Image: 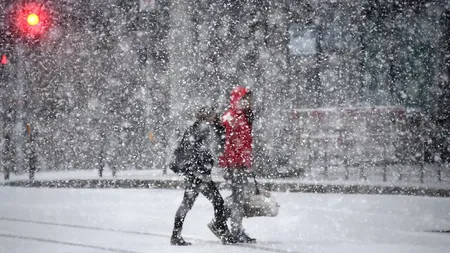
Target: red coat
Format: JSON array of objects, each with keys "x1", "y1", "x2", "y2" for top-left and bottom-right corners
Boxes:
[{"x1": 219, "y1": 86, "x2": 253, "y2": 169}]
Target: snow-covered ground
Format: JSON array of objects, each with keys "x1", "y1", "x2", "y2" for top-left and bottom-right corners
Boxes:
[{"x1": 0, "y1": 187, "x2": 449, "y2": 253}]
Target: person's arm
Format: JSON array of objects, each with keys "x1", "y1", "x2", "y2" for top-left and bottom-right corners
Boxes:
[{"x1": 212, "y1": 116, "x2": 226, "y2": 152}]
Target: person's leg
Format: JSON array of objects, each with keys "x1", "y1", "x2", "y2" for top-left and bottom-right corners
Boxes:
[
  {"x1": 202, "y1": 180, "x2": 237, "y2": 244},
  {"x1": 200, "y1": 181, "x2": 227, "y2": 228},
  {"x1": 171, "y1": 178, "x2": 200, "y2": 245},
  {"x1": 230, "y1": 169, "x2": 246, "y2": 236},
  {"x1": 230, "y1": 169, "x2": 256, "y2": 243}
]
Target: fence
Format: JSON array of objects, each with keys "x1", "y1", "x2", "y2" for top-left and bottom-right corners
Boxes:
[{"x1": 282, "y1": 106, "x2": 449, "y2": 183}]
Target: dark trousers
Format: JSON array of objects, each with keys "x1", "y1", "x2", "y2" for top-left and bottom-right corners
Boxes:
[
  {"x1": 230, "y1": 169, "x2": 248, "y2": 236},
  {"x1": 172, "y1": 177, "x2": 227, "y2": 237}
]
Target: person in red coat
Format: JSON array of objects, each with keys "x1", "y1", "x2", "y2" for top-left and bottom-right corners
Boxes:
[{"x1": 218, "y1": 86, "x2": 256, "y2": 243}]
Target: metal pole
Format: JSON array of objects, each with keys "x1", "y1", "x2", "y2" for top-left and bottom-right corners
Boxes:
[
  {"x1": 420, "y1": 140, "x2": 425, "y2": 184},
  {"x1": 16, "y1": 42, "x2": 36, "y2": 180},
  {"x1": 437, "y1": 161, "x2": 442, "y2": 182},
  {"x1": 324, "y1": 139, "x2": 328, "y2": 179},
  {"x1": 16, "y1": 43, "x2": 27, "y2": 176}
]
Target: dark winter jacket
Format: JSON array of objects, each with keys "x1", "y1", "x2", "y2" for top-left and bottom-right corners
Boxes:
[
  {"x1": 219, "y1": 86, "x2": 254, "y2": 169},
  {"x1": 171, "y1": 119, "x2": 225, "y2": 176}
]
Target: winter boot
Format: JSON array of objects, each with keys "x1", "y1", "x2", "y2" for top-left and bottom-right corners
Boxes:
[
  {"x1": 207, "y1": 221, "x2": 237, "y2": 245},
  {"x1": 170, "y1": 236, "x2": 191, "y2": 246},
  {"x1": 235, "y1": 230, "x2": 256, "y2": 244},
  {"x1": 171, "y1": 216, "x2": 191, "y2": 245},
  {"x1": 221, "y1": 234, "x2": 238, "y2": 245}
]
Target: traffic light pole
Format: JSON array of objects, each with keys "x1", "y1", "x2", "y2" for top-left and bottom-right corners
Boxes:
[
  {"x1": 15, "y1": 43, "x2": 26, "y2": 177},
  {"x1": 15, "y1": 42, "x2": 36, "y2": 180}
]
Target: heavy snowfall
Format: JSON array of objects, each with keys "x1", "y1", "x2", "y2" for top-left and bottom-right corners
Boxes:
[{"x1": 0, "y1": 0, "x2": 450, "y2": 252}]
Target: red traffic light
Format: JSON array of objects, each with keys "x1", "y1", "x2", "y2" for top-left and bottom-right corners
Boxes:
[
  {"x1": 27, "y1": 13, "x2": 40, "y2": 26},
  {"x1": 1, "y1": 55, "x2": 8, "y2": 65},
  {"x1": 13, "y1": 2, "x2": 51, "y2": 40}
]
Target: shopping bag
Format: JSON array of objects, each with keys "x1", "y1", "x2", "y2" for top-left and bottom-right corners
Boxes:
[{"x1": 224, "y1": 189, "x2": 280, "y2": 218}]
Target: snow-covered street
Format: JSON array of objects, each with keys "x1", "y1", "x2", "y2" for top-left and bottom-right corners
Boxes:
[{"x1": 0, "y1": 187, "x2": 449, "y2": 253}]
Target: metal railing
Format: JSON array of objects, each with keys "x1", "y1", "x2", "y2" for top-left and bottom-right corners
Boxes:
[{"x1": 275, "y1": 107, "x2": 449, "y2": 183}]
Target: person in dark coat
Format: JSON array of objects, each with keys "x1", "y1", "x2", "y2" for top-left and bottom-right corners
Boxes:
[{"x1": 170, "y1": 106, "x2": 236, "y2": 246}]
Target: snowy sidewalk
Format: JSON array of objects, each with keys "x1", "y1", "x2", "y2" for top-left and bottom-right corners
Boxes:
[
  {"x1": 1, "y1": 169, "x2": 449, "y2": 197},
  {"x1": 2, "y1": 187, "x2": 449, "y2": 253}
]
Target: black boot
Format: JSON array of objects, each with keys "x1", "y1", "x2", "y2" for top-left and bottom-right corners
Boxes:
[
  {"x1": 235, "y1": 230, "x2": 256, "y2": 244},
  {"x1": 171, "y1": 216, "x2": 191, "y2": 245},
  {"x1": 170, "y1": 236, "x2": 191, "y2": 246},
  {"x1": 207, "y1": 221, "x2": 237, "y2": 245}
]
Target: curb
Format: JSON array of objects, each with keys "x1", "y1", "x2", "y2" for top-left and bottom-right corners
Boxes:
[{"x1": 1, "y1": 179, "x2": 449, "y2": 197}]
